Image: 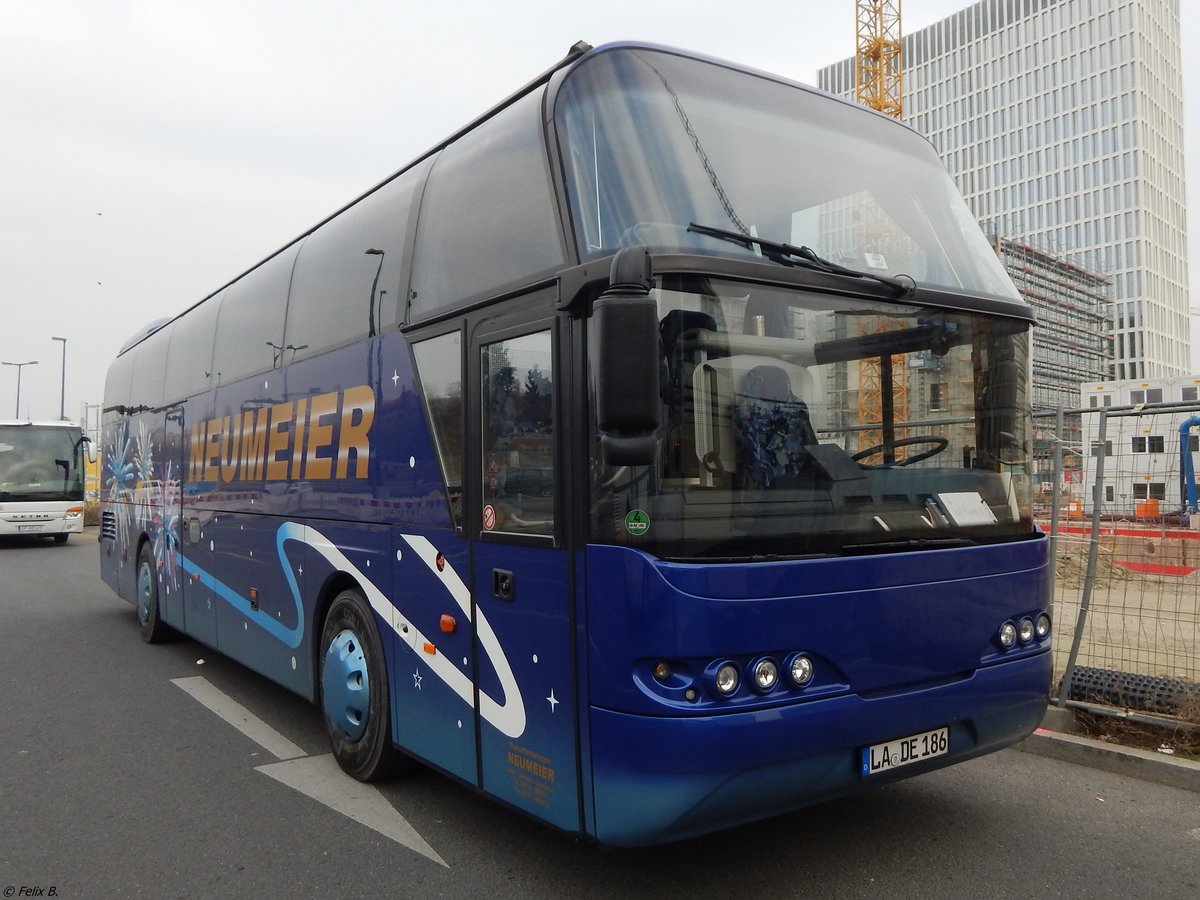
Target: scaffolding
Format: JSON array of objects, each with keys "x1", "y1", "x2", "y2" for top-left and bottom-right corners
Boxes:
[{"x1": 996, "y1": 237, "x2": 1112, "y2": 473}]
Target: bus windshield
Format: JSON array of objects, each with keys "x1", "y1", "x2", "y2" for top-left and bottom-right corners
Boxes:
[
  {"x1": 589, "y1": 276, "x2": 1033, "y2": 559},
  {"x1": 0, "y1": 424, "x2": 86, "y2": 501},
  {"x1": 554, "y1": 47, "x2": 1019, "y2": 302}
]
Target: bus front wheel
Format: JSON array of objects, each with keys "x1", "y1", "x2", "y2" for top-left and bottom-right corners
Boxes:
[
  {"x1": 319, "y1": 589, "x2": 407, "y2": 782},
  {"x1": 136, "y1": 544, "x2": 172, "y2": 643}
]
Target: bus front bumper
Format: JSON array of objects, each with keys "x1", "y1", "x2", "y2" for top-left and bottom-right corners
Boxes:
[
  {"x1": 588, "y1": 651, "x2": 1050, "y2": 846},
  {"x1": 0, "y1": 510, "x2": 84, "y2": 537}
]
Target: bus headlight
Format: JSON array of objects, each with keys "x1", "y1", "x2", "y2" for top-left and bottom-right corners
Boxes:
[
  {"x1": 1035, "y1": 613, "x2": 1052, "y2": 640},
  {"x1": 1018, "y1": 617, "x2": 1035, "y2": 644},
  {"x1": 999, "y1": 621, "x2": 1017, "y2": 649},
  {"x1": 714, "y1": 662, "x2": 740, "y2": 696},
  {"x1": 751, "y1": 658, "x2": 779, "y2": 692},
  {"x1": 788, "y1": 654, "x2": 814, "y2": 687}
]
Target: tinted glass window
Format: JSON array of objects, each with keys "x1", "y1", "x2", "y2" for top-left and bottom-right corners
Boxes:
[
  {"x1": 103, "y1": 351, "x2": 135, "y2": 412},
  {"x1": 589, "y1": 277, "x2": 1035, "y2": 558},
  {"x1": 555, "y1": 48, "x2": 1020, "y2": 301},
  {"x1": 0, "y1": 424, "x2": 84, "y2": 496},
  {"x1": 413, "y1": 331, "x2": 464, "y2": 528},
  {"x1": 285, "y1": 160, "x2": 430, "y2": 361},
  {"x1": 411, "y1": 91, "x2": 564, "y2": 318},
  {"x1": 211, "y1": 247, "x2": 299, "y2": 386},
  {"x1": 481, "y1": 330, "x2": 554, "y2": 535},
  {"x1": 164, "y1": 298, "x2": 220, "y2": 403},
  {"x1": 129, "y1": 322, "x2": 174, "y2": 410}
]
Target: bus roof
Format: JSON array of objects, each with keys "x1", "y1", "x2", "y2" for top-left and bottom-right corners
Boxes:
[{"x1": 116, "y1": 40, "x2": 1002, "y2": 356}]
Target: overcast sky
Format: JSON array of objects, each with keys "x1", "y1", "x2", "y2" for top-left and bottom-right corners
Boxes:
[{"x1": 3, "y1": 0, "x2": 1198, "y2": 423}]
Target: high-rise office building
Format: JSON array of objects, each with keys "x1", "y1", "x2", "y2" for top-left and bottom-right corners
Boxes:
[{"x1": 819, "y1": 0, "x2": 1190, "y2": 381}]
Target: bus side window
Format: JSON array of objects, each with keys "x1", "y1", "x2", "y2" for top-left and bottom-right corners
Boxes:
[
  {"x1": 285, "y1": 158, "x2": 430, "y2": 360},
  {"x1": 413, "y1": 332, "x2": 465, "y2": 529},
  {"x1": 480, "y1": 331, "x2": 554, "y2": 536},
  {"x1": 211, "y1": 246, "x2": 299, "y2": 385}
]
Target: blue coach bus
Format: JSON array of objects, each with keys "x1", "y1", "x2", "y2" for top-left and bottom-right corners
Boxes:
[{"x1": 100, "y1": 42, "x2": 1051, "y2": 846}]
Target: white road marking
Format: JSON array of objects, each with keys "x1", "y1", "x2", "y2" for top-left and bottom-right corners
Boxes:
[
  {"x1": 172, "y1": 676, "x2": 305, "y2": 760},
  {"x1": 173, "y1": 676, "x2": 446, "y2": 866},
  {"x1": 257, "y1": 754, "x2": 448, "y2": 868}
]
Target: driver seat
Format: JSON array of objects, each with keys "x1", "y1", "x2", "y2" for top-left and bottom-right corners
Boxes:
[{"x1": 733, "y1": 364, "x2": 817, "y2": 489}]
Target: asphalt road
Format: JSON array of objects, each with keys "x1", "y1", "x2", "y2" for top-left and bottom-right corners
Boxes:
[{"x1": 2, "y1": 527, "x2": 1199, "y2": 899}]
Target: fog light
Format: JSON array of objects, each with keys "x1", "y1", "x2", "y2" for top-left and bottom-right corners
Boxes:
[
  {"x1": 1035, "y1": 613, "x2": 1051, "y2": 640},
  {"x1": 1018, "y1": 617, "x2": 1035, "y2": 644},
  {"x1": 715, "y1": 662, "x2": 739, "y2": 696},
  {"x1": 653, "y1": 661, "x2": 672, "y2": 681},
  {"x1": 999, "y1": 621, "x2": 1017, "y2": 649},
  {"x1": 752, "y1": 658, "x2": 779, "y2": 692},
  {"x1": 789, "y1": 654, "x2": 814, "y2": 687}
]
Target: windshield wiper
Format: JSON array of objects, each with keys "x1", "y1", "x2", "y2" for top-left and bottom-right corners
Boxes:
[
  {"x1": 688, "y1": 222, "x2": 916, "y2": 298},
  {"x1": 842, "y1": 537, "x2": 976, "y2": 555}
]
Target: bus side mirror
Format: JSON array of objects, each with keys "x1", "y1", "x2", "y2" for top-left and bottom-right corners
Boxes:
[
  {"x1": 77, "y1": 434, "x2": 97, "y2": 464},
  {"x1": 593, "y1": 247, "x2": 659, "y2": 466}
]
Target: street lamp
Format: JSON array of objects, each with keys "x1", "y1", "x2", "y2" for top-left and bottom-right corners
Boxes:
[
  {"x1": 1, "y1": 360, "x2": 39, "y2": 418},
  {"x1": 52, "y1": 336, "x2": 67, "y2": 420}
]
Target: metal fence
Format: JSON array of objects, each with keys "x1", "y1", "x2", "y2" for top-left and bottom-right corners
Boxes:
[{"x1": 1038, "y1": 404, "x2": 1200, "y2": 721}]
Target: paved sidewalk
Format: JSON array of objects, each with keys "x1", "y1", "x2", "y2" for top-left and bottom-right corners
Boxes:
[{"x1": 1018, "y1": 705, "x2": 1200, "y2": 793}]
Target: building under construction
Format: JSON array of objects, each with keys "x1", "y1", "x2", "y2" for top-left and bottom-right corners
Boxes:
[
  {"x1": 997, "y1": 237, "x2": 1112, "y2": 474},
  {"x1": 996, "y1": 237, "x2": 1112, "y2": 411}
]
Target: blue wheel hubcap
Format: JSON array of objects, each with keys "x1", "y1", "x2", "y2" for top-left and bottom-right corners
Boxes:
[
  {"x1": 137, "y1": 561, "x2": 153, "y2": 625},
  {"x1": 323, "y1": 629, "x2": 370, "y2": 742}
]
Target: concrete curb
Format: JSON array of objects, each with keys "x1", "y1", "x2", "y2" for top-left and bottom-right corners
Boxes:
[{"x1": 1017, "y1": 706, "x2": 1200, "y2": 794}]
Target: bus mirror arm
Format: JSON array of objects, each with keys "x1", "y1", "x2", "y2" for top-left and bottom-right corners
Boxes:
[
  {"x1": 75, "y1": 433, "x2": 97, "y2": 464},
  {"x1": 593, "y1": 246, "x2": 660, "y2": 467},
  {"x1": 556, "y1": 255, "x2": 617, "y2": 314}
]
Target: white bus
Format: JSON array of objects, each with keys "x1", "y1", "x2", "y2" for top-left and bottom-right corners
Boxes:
[{"x1": 0, "y1": 420, "x2": 90, "y2": 542}]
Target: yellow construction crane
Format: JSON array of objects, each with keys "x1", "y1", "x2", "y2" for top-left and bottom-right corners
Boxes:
[
  {"x1": 855, "y1": 1, "x2": 903, "y2": 118},
  {"x1": 854, "y1": 1, "x2": 906, "y2": 459}
]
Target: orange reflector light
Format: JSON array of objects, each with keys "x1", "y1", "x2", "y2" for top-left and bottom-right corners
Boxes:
[
  {"x1": 440, "y1": 614, "x2": 456, "y2": 634},
  {"x1": 423, "y1": 642, "x2": 437, "y2": 655},
  {"x1": 249, "y1": 588, "x2": 258, "y2": 601}
]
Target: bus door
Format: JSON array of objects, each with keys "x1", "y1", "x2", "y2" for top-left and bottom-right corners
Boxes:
[
  {"x1": 158, "y1": 405, "x2": 188, "y2": 631},
  {"x1": 179, "y1": 399, "x2": 218, "y2": 647},
  {"x1": 468, "y1": 301, "x2": 580, "y2": 833}
]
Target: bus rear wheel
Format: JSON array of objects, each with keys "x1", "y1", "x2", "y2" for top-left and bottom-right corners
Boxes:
[
  {"x1": 136, "y1": 543, "x2": 172, "y2": 643},
  {"x1": 319, "y1": 589, "x2": 407, "y2": 781}
]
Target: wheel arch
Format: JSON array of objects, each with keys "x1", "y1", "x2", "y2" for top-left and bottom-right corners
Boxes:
[{"x1": 133, "y1": 530, "x2": 153, "y2": 575}]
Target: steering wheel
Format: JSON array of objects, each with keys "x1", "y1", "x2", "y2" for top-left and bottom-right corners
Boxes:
[{"x1": 852, "y1": 435, "x2": 949, "y2": 468}]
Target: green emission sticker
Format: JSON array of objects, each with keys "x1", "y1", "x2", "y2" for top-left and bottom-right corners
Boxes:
[{"x1": 624, "y1": 509, "x2": 650, "y2": 536}]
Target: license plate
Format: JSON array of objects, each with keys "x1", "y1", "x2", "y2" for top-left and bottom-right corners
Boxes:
[
  {"x1": 17, "y1": 524, "x2": 44, "y2": 533},
  {"x1": 861, "y1": 727, "x2": 949, "y2": 777}
]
